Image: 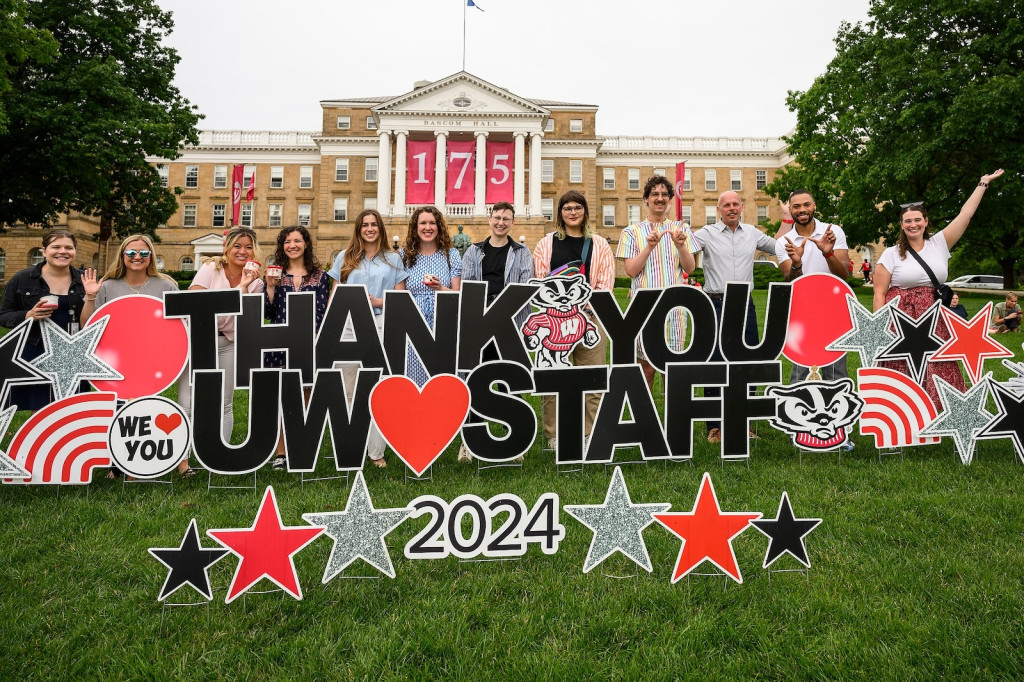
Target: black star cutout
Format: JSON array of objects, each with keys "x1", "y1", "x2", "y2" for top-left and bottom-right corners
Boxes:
[
  {"x1": 148, "y1": 518, "x2": 229, "y2": 601},
  {"x1": 876, "y1": 302, "x2": 944, "y2": 383},
  {"x1": 0, "y1": 322, "x2": 50, "y2": 407},
  {"x1": 976, "y1": 380, "x2": 1024, "y2": 465},
  {"x1": 750, "y1": 492, "x2": 822, "y2": 569}
]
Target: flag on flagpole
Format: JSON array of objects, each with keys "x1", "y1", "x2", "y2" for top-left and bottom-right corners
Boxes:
[
  {"x1": 674, "y1": 162, "x2": 686, "y2": 221},
  {"x1": 467, "y1": 0, "x2": 483, "y2": 11},
  {"x1": 231, "y1": 165, "x2": 244, "y2": 225},
  {"x1": 245, "y1": 166, "x2": 256, "y2": 202}
]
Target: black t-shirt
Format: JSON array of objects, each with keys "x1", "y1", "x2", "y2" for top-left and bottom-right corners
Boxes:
[
  {"x1": 481, "y1": 240, "x2": 512, "y2": 298},
  {"x1": 549, "y1": 235, "x2": 593, "y2": 284}
]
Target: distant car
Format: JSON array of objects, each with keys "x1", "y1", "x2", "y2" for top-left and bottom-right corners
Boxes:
[{"x1": 948, "y1": 275, "x2": 1005, "y2": 290}]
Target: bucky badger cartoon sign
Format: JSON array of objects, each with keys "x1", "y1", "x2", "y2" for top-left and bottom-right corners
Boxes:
[
  {"x1": 765, "y1": 379, "x2": 865, "y2": 450},
  {"x1": 521, "y1": 275, "x2": 600, "y2": 369}
]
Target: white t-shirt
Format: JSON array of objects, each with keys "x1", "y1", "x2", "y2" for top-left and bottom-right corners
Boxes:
[
  {"x1": 877, "y1": 234, "x2": 950, "y2": 289},
  {"x1": 774, "y1": 219, "x2": 849, "y2": 274}
]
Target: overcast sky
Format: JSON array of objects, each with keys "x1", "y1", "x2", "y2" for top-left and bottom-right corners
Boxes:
[{"x1": 158, "y1": 0, "x2": 872, "y2": 138}]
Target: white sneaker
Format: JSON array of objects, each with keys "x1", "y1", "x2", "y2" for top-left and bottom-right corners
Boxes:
[
  {"x1": 546, "y1": 438, "x2": 557, "y2": 451},
  {"x1": 458, "y1": 443, "x2": 473, "y2": 463}
]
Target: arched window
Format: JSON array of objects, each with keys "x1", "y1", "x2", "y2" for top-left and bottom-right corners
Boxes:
[
  {"x1": 156, "y1": 256, "x2": 165, "y2": 271},
  {"x1": 29, "y1": 248, "x2": 44, "y2": 266},
  {"x1": 266, "y1": 255, "x2": 276, "y2": 266},
  {"x1": 180, "y1": 256, "x2": 195, "y2": 272}
]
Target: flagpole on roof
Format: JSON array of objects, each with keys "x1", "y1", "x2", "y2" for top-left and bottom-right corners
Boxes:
[{"x1": 462, "y1": 0, "x2": 467, "y2": 71}]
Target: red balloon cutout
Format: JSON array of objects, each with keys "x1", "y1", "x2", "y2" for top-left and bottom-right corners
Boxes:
[
  {"x1": 87, "y1": 295, "x2": 190, "y2": 399},
  {"x1": 783, "y1": 273, "x2": 855, "y2": 368}
]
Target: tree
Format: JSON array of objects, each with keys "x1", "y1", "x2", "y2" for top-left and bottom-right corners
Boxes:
[
  {"x1": 0, "y1": 0, "x2": 57, "y2": 134},
  {"x1": 765, "y1": 0, "x2": 1024, "y2": 288},
  {"x1": 0, "y1": 0, "x2": 201, "y2": 239}
]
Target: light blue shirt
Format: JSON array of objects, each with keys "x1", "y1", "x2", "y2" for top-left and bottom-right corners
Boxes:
[
  {"x1": 328, "y1": 250, "x2": 408, "y2": 316},
  {"x1": 692, "y1": 221, "x2": 777, "y2": 294}
]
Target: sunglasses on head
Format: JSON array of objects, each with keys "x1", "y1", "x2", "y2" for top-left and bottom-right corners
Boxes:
[
  {"x1": 899, "y1": 201, "x2": 924, "y2": 209},
  {"x1": 124, "y1": 249, "x2": 151, "y2": 258}
]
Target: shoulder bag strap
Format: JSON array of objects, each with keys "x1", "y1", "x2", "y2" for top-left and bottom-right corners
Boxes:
[{"x1": 905, "y1": 246, "x2": 942, "y2": 289}]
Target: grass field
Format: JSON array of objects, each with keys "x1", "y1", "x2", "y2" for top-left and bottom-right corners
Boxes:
[{"x1": 2, "y1": 288, "x2": 1023, "y2": 679}]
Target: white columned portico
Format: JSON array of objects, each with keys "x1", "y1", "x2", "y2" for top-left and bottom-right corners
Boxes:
[
  {"x1": 393, "y1": 130, "x2": 408, "y2": 216},
  {"x1": 529, "y1": 132, "x2": 543, "y2": 217},
  {"x1": 513, "y1": 132, "x2": 526, "y2": 215},
  {"x1": 434, "y1": 130, "x2": 448, "y2": 208},
  {"x1": 474, "y1": 131, "x2": 488, "y2": 216},
  {"x1": 377, "y1": 130, "x2": 392, "y2": 212}
]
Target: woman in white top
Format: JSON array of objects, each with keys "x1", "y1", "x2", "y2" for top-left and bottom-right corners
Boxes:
[{"x1": 873, "y1": 169, "x2": 1003, "y2": 404}]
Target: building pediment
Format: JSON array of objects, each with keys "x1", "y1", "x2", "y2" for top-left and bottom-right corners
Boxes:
[
  {"x1": 190, "y1": 233, "x2": 227, "y2": 248},
  {"x1": 373, "y1": 72, "x2": 550, "y2": 118}
]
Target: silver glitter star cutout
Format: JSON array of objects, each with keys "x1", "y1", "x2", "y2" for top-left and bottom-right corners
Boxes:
[
  {"x1": 563, "y1": 466, "x2": 671, "y2": 573},
  {"x1": 301, "y1": 471, "x2": 411, "y2": 581},
  {"x1": 31, "y1": 318, "x2": 121, "y2": 399},
  {"x1": 827, "y1": 294, "x2": 899, "y2": 368},
  {"x1": 918, "y1": 375, "x2": 995, "y2": 465},
  {"x1": 0, "y1": 405, "x2": 31, "y2": 479}
]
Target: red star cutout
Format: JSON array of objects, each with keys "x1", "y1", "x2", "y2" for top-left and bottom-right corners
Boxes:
[
  {"x1": 207, "y1": 486, "x2": 324, "y2": 603},
  {"x1": 653, "y1": 472, "x2": 761, "y2": 584},
  {"x1": 932, "y1": 304, "x2": 1013, "y2": 384}
]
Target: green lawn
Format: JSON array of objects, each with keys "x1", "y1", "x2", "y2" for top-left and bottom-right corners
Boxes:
[{"x1": 2, "y1": 288, "x2": 1023, "y2": 679}]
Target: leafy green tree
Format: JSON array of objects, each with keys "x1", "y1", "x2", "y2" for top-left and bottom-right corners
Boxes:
[
  {"x1": 0, "y1": 0, "x2": 57, "y2": 134},
  {"x1": 765, "y1": 0, "x2": 1024, "y2": 288},
  {"x1": 0, "y1": 0, "x2": 201, "y2": 239}
]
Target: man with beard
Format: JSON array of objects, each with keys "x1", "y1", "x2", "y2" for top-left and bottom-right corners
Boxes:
[{"x1": 615, "y1": 175, "x2": 695, "y2": 391}]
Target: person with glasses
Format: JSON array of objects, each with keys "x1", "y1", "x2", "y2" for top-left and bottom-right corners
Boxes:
[
  {"x1": 532, "y1": 190, "x2": 615, "y2": 451},
  {"x1": 177, "y1": 226, "x2": 265, "y2": 441},
  {"x1": 873, "y1": 170, "x2": 1004, "y2": 405},
  {"x1": 457, "y1": 201, "x2": 535, "y2": 462},
  {"x1": 615, "y1": 175, "x2": 695, "y2": 392}
]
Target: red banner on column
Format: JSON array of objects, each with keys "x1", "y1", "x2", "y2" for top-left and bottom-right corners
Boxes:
[
  {"x1": 231, "y1": 164, "x2": 244, "y2": 225},
  {"x1": 406, "y1": 140, "x2": 436, "y2": 205},
  {"x1": 674, "y1": 162, "x2": 686, "y2": 221},
  {"x1": 485, "y1": 141, "x2": 514, "y2": 203},
  {"x1": 446, "y1": 141, "x2": 476, "y2": 205}
]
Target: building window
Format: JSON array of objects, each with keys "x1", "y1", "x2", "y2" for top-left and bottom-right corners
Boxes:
[
  {"x1": 704, "y1": 206, "x2": 717, "y2": 226},
  {"x1": 365, "y1": 157, "x2": 378, "y2": 182},
  {"x1": 299, "y1": 165, "x2": 313, "y2": 189},
  {"x1": 756, "y1": 205, "x2": 769, "y2": 223},
  {"x1": 156, "y1": 256, "x2": 165, "y2": 271},
  {"x1": 0, "y1": 248, "x2": 5, "y2": 281},
  {"x1": 364, "y1": 198, "x2": 377, "y2": 212},
  {"x1": 603, "y1": 168, "x2": 615, "y2": 190},
  {"x1": 335, "y1": 158, "x2": 349, "y2": 182},
  {"x1": 570, "y1": 160, "x2": 583, "y2": 183},
  {"x1": 628, "y1": 205, "x2": 641, "y2": 223},
  {"x1": 183, "y1": 203, "x2": 197, "y2": 227},
  {"x1": 731, "y1": 169, "x2": 742, "y2": 191},
  {"x1": 683, "y1": 168, "x2": 691, "y2": 191},
  {"x1": 603, "y1": 204, "x2": 616, "y2": 227},
  {"x1": 270, "y1": 166, "x2": 284, "y2": 189},
  {"x1": 544, "y1": 119, "x2": 554, "y2": 132},
  {"x1": 334, "y1": 197, "x2": 348, "y2": 222},
  {"x1": 681, "y1": 205, "x2": 692, "y2": 224},
  {"x1": 269, "y1": 203, "x2": 282, "y2": 227},
  {"x1": 185, "y1": 165, "x2": 198, "y2": 188},
  {"x1": 541, "y1": 198, "x2": 554, "y2": 221},
  {"x1": 212, "y1": 203, "x2": 226, "y2": 227},
  {"x1": 337, "y1": 115, "x2": 351, "y2": 130},
  {"x1": 654, "y1": 168, "x2": 666, "y2": 178},
  {"x1": 541, "y1": 159, "x2": 554, "y2": 183},
  {"x1": 29, "y1": 248, "x2": 44, "y2": 266},
  {"x1": 705, "y1": 169, "x2": 717, "y2": 192},
  {"x1": 157, "y1": 164, "x2": 169, "y2": 188},
  {"x1": 366, "y1": 116, "x2": 377, "y2": 130},
  {"x1": 756, "y1": 169, "x2": 767, "y2": 191},
  {"x1": 213, "y1": 165, "x2": 227, "y2": 189},
  {"x1": 243, "y1": 164, "x2": 255, "y2": 189},
  {"x1": 298, "y1": 203, "x2": 311, "y2": 227},
  {"x1": 628, "y1": 168, "x2": 640, "y2": 191},
  {"x1": 240, "y1": 204, "x2": 253, "y2": 227},
  {"x1": 180, "y1": 256, "x2": 194, "y2": 272},
  {"x1": 569, "y1": 119, "x2": 583, "y2": 133}
]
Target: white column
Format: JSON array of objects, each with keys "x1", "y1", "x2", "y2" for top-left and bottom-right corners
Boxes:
[
  {"x1": 474, "y1": 131, "x2": 488, "y2": 216},
  {"x1": 529, "y1": 132, "x2": 543, "y2": 217},
  {"x1": 393, "y1": 130, "x2": 408, "y2": 216},
  {"x1": 513, "y1": 132, "x2": 526, "y2": 215},
  {"x1": 434, "y1": 130, "x2": 448, "y2": 208},
  {"x1": 376, "y1": 130, "x2": 392, "y2": 213}
]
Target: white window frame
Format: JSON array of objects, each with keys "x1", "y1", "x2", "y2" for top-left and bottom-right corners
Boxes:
[
  {"x1": 213, "y1": 165, "x2": 227, "y2": 189},
  {"x1": 541, "y1": 159, "x2": 554, "y2": 183},
  {"x1": 756, "y1": 205, "x2": 769, "y2": 223},
  {"x1": 628, "y1": 205, "x2": 641, "y2": 224},
  {"x1": 569, "y1": 119, "x2": 583, "y2": 133},
  {"x1": 269, "y1": 203, "x2": 283, "y2": 227},
  {"x1": 185, "y1": 165, "x2": 198, "y2": 189},
  {"x1": 603, "y1": 168, "x2": 615, "y2": 190},
  {"x1": 335, "y1": 158, "x2": 349, "y2": 182},
  {"x1": 240, "y1": 204, "x2": 253, "y2": 227},
  {"x1": 364, "y1": 198, "x2": 377, "y2": 211},
  {"x1": 756, "y1": 169, "x2": 767, "y2": 191},
  {"x1": 298, "y1": 203, "x2": 311, "y2": 227},
  {"x1": 270, "y1": 166, "x2": 284, "y2": 189},
  {"x1": 544, "y1": 119, "x2": 554, "y2": 132},
  {"x1": 243, "y1": 164, "x2": 255, "y2": 189},
  {"x1": 366, "y1": 116, "x2": 377, "y2": 130},
  {"x1": 681, "y1": 205, "x2": 692, "y2": 224},
  {"x1": 157, "y1": 164, "x2": 169, "y2": 188},
  {"x1": 334, "y1": 197, "x2": 348, "y2": 222},
  {"x1": 628, "y1": 168, "x2": 640, "y2": 191},
  {"x1": 603, "y1": 204, "x2": 616, "y2": 227},
  {"x1": 180, "y1": 256, "x2": 195, "y2": 272},
  {"x1": 569, "y1": 160, "x2": 583, "y2": 183},
  {"x1": 654, "y1": 168, "x2": 666, "y2": 178},
  {"x1": 705, "y1": 169, "x2": 717, "y2": 192},
  {"x1": 182, "y1": 203, "x2": 197, "y2": 227},
  {"x1": 337, "y1": 115, "x2": 351, "y2": 130},
  {"x1": 365, "y1": 157, "x2": 378, "y2": 182},
  {"x1": 683, "y1": 168, "x2": 691, "y2": 191},
  {"x1": 29, "y1": 248, "x2": 44, "y2": 266},
  {"x1": 704, "y1": 206, "x2": 717, "y2": 226},
  {"x1": 299, "y1": 165, "x2": 313, "y2": 189},
  {"x1": 212, "y1": 203, "x2": 226, "y2": 227},
  {"x1": 731, "y1": 169, "x2": 742, "y2": 191},
  {"x1": 541, "y1": 198, "x2": 554, "y2": 221}
]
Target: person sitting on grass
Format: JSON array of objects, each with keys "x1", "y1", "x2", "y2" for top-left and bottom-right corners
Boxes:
[{"x1": 990, "y1": 293, "x2": 1021, "y2": 333}]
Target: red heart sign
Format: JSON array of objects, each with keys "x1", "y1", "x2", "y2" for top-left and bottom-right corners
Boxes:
[
  {"x1": 370, "y1": 375, "x2": 470, "y2": 475},
  {"x1": 154, "y1": 412, "x2": 182, "y2": 435}
]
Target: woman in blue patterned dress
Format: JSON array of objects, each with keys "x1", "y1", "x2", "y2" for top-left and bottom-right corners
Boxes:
[
  {"x1": 264, "y1": 225, "x2": 330, "y2": 469},
  {"x1": 401, "y1": 206, "x2": 462, "y2": 386}
]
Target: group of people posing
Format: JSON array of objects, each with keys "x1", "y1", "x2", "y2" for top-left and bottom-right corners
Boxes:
[{"x1": 0, "y1": 169, "x2": 1006, "y2": 468}]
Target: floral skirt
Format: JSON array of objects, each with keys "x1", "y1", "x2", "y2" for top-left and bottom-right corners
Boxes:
[{"x1": 881, "y1": 285, "x2": 965, "y2": 407}]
